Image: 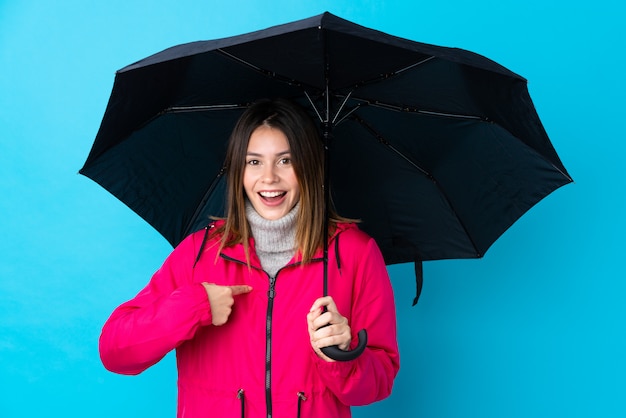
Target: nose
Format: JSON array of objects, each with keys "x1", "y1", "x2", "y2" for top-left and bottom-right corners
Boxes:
[{"x1": 261, "y1": 164, "x2": 278, "y2": 183}]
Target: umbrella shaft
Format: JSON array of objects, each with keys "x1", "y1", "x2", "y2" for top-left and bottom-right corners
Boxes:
[{"x1": 322, "y1": 121, "x2": 331, "y2": 298}]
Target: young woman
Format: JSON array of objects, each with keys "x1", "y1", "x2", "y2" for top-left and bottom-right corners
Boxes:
[{"x1": 99, "y1": 98, "x2": 399, "y2": 418}]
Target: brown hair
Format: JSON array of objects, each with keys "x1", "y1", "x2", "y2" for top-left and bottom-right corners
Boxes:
[{"x1": 214, "y1": 98, "x2": 350, "y2": 264}]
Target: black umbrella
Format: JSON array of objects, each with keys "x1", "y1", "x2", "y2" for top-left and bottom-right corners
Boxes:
[{"x1": 80, "y1": 12, "x2": 572, "y2": 360}]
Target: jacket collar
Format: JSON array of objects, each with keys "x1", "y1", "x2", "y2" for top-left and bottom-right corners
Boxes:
[{"x1": 215, "y1": 220, "x2": 358, "y2": 266}]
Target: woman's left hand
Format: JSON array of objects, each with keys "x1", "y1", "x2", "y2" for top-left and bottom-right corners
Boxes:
[{"x1": 307, "y1": 296, "x2": 352, "y2": 362}]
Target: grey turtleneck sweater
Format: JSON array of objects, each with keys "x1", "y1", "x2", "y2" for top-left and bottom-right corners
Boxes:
[{"x1": 245, "y1": 201, "x2": 298, "y2": 278}]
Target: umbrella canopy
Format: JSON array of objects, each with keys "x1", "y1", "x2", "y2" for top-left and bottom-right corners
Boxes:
[{"x1": 81, "y1": 11, "x2": 571, "y2": 274}]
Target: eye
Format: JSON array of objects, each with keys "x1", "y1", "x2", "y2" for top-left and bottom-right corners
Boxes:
[
  {"x1": 246, "y1": 159, "x2": 260, "y2": 166},
  {"x1": 278, "y1": 157, "x2": 292, "y2": 165}
]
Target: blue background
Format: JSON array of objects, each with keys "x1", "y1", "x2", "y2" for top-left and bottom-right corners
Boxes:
[{"x1": 1, "y1": 1, "x2": 624, "y2": 417}]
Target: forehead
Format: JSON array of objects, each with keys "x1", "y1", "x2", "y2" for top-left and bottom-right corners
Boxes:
[{"x1": 247, "y1": 125, "x2": 290, "y2": 153}]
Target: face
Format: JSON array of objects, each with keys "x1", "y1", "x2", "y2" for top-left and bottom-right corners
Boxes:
[{"x1": 243, "y1": 125, "x2": 300, "y2": 220}]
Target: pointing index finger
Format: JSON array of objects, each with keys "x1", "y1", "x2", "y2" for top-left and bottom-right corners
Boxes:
[{"x1": 229, "y1": 285, "x2": 253, "y2": 296}]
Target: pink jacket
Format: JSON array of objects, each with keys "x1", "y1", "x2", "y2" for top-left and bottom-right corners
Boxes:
[{"x1": 99, "y1": 222, "x2": 399, "y2": 418}]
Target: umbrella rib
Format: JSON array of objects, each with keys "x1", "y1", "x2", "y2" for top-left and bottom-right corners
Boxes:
[
  {"x1": 128, "y1": 104, "x2": 249, "y2": 140},
  {"x1": 165, "y1": 104, "x2": 248, "y2": 113},
  {"x1": 351, "y1": 98, "x2": 573, "y2": 183},
  {"x1": 352, "y1": 115, "x2": 430, "y2": 177},
  {"x1": 394, "y1": 56, "x2": 437, "y2": 75},
  {"x1": 217, "y1": 48, "x2": 266, "y2": 72},
  {"x1": 352, "y1": 115, "x2": 483, "y2": 257},
  {"x1": 329, "y1": 93, "x2": 488, "y2": 127},
  {"x1": 341, "y1": 56, "x2": 437, "y2": 92},
  {"x1": 332, "y1": 91, "x2": 353, "y2": 124},
  {"x1": 304, "y1": 91, "x2": 324, "y2": 123},
  {"x1": 182, "y1": 166, "x2": 227, "y2": 239},
  {"x1": 307, "y1": 85, "x2": 354, "y2": 125},
  {"x1": 352, "y1": 98, "x2": 486, "y2": 121},
  {"x1": 334, "y1": 105, "x2": 362, "y2": 126},
  {"x1": 216, "y1": 48, "x2": 317, "y2": 91}
]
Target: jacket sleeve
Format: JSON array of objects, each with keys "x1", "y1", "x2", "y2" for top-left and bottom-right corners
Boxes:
[
  {"x1": 313, "y1": 234, "x2": 400, "y2": 406},
  {"x1": 99, "y1": 233, "x2": 213, "y2": 375}
]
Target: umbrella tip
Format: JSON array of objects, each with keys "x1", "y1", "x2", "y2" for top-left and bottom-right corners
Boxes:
[{"x1": 412, "y1": 258, "x2": 423, "y2": 306}]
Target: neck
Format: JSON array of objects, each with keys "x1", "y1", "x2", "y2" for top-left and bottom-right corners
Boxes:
[{"x1": 246, "y1": 201, "x2": 299, "y2": 276}]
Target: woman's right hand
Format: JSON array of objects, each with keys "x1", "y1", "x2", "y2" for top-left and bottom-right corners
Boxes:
[{"x1": 202, "y1": 283, "x2": 252, "y2": 326}]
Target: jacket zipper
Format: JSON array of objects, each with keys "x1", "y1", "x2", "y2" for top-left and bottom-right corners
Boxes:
[
  {"x1": 219, "y1": 254, "x2": 286, "y2": 418},
  {"x1": 237, "y1": 389, "x2": 245, "y2": 418},
  {"x1": 219, "y1": 253, "x2": 326, "y2": 418},
  {"x1": 297, "y1": 392, "x2": 307, "y2": 418},
  {"x1": 266, "y1": 274, "x2": 276, "y2": 418}
]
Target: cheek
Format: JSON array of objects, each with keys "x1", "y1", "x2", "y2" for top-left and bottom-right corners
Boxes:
[
  {"x1": 292, "y1": 182, "x2": 301, "y2": 203},
  {"x1": 293, "y1": 180, "x2": 301, "y2": 196},
  {"x1": 289, "y1": 172, "x2": 301, "y2": 195},
  {"x1": 242, "y1": 170, "x2": 255, "y2": 196}
]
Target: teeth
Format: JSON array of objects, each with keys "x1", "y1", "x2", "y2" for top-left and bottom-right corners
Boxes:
[{"x1": 260, "y1": 191, "x2": 284, "y2": 198}]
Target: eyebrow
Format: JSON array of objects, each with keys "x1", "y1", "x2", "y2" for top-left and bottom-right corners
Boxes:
[{"x1": 246, "y1": 150, "x2": 291, "y2": 157}]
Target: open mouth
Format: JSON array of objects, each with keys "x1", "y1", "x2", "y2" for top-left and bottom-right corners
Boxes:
[{"x1": 259, "y1": 191, "x2": 286, "y2": 202}]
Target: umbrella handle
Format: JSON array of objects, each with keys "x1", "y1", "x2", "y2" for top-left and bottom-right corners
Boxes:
[{"x1": 320, "y1": 329, "x2": 368, "y2": 361}]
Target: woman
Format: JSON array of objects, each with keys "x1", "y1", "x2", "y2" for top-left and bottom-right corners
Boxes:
[{"x1": 99, "y1": 98, "x2": 400, "y2": 418}]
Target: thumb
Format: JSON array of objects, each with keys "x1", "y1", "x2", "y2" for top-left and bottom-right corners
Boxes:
[{"x1": 229, "y1": 285, "x2": 253, "y2": 296}]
